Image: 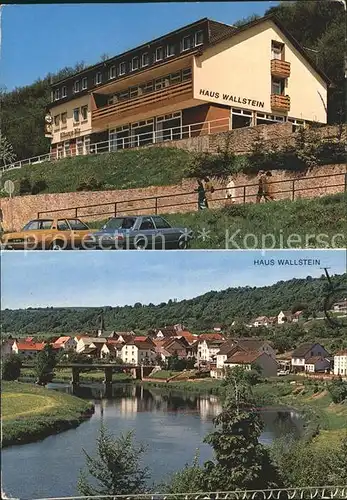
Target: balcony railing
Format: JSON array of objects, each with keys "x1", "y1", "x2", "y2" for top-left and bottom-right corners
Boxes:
[
  {"x1": 271, "y1": 59, "x2": 291, "y2": 78},
  {"x1": 271, "y1": 94, "x2": 290, "y2": 111},
  {"x1": 92, "y1": 80, "x2": 193, "y2": 125}
]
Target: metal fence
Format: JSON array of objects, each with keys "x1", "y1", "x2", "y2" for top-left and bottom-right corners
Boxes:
[
  {"x1": 11, "y1": 486, "x2": 347, "y2": 500},
  {"x1": 37, "y1": 171, "x2": 347, "y2": 221}
]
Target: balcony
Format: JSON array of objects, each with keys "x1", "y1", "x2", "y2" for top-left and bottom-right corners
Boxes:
[
  {"x1": 271, "y1": 59, "x2": 291, "y2": 78},
  {"x1": 92, "y1": 80, "x2": 193, "y2": 129},
  {"x1": 271, "y1": 94, "x2": 290, "y2": 112}
]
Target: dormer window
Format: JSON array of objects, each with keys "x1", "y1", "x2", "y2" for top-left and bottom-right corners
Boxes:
[
  {"x1": 119, "y1": 62, "x2": 126, "y2": 76},
  {"x1": 131, "y1": 57, "x2": 139, "y2": 71},
  {"x1": 54, "y1": 89, "x2": 60, "y2": 101},
  {"x1": 195, "y1": 31, "x2": 204, "y2": 46},
  {"x1": 155, "y1": 46, "x2": 164, "y2": 62},
  {"x1": 81, "y1": 77, "x2": 88, "y2": 90},
  {"x1": 61, "y1": 86, "x2": 67, "y2": 98},
  {"x1": 95, "y1": 72, "x2": 102, "y2": 85},
  {"x1": 141, "y1": 53, "x2": 149, "y2": 67},
  {"x1": 182, "y1": 35, "x2": 192, "y2": 52},
  {"x1": 166, "y1": 44, "x2": 175, "y2": 57},
  {"x1": 74, "y1": 80, "x2": 80, "y2": 93},
  {"x1": 109, "y1": 66, "x2": 116, "y2": 79}
]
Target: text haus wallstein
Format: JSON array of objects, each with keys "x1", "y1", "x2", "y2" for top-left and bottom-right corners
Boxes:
[{"x1": 199, "y1": 88, "x2": 265, "y2": 108}]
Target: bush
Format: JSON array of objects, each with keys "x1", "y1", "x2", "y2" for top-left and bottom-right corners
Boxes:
[
  {"x1": 2, "y1": 354, "x2": 22, "y2": 380},
  {"x1": 19, "y1": 177, "x2": 32, "y2": 195},
  {"x1": 76, "y1": 177, "x2": 103, "y2": 191},
  {"x1": 31, "y1": 179, "x2": 48, "y2": 195}
]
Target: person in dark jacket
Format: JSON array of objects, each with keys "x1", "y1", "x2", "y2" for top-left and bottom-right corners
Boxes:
[
  {"x1": 256, "y1": 170, "x2": 267, "y2": 203},
  {"x1": 195, "y1": 180, "x2": 207, "y2": 210},
  {"x1": 264, "y1": 171, "x2": 275, "y2": 201}
]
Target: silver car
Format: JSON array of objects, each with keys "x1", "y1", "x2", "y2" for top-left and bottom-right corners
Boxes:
[{"x1": 84, "y1": 215, "x2": 193, "y2": 250}]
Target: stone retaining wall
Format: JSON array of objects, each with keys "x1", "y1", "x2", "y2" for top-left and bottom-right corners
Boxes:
[{"x1": 1, "y1": 163, "x2": 345, "y2": 232}]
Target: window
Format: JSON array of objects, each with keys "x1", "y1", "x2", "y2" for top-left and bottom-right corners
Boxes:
[
  {"x1": 141, "y1": 81, "x2": 153, "y2": 93},
  {"x1": 81, "y1": 77, "x2": 88, "y2": 90},
  {"x1": 54, "y1": 115, "x2": 60, "y2": 126},
  {"x1": 182, "y1": 68, "x2": 192, "y2": 81},
  {"x1": 73, "y1": 108, "x2": 80, "y2": 122},
  {"x1": 195, "y1": 31, "x2": 204, "y2": 46},
  {"x1": 166, "y1": 44, "x2": 175, "y2": 57},
  {"x1": 170, "y1": 72, "x2": 181, "y2": 84},
  {"x1": 152, "y1": 216, "x2": 171, "y2": 229},
  {"x1": 118, "y1": 90, "x2": 129, "y2": 101},
  {"x1": 129, "y1": 86, "x2": 139, "y2": 98},
  {"x1": 271, "y1": 41, "x2": 284, "y2": 60},
  {"x1": 54, "y1": 89, "x2": 60, "y2": 101},
  {"x1": 141, "y1": 52, "x2": 149, "y2": 67},
  {"x1": 119, "y1": 62, "x2": 126, "y2": 75},
  {"x1": 23, "y1": 220, "x2": 40, "y2": 231},
  {"x1": 74, "y1": 80, "x2": 80, "y2": 93},
  {"x1": 139, "y1": 217, "x2": 155, "y2": 230},
  {"x1": 40, "y1": 220, "x2": 53, "y2": 230},
  {"x1": 155, "y1": 46, "x2": 164, "y2": 62},
  {"x1": 95, "y1": 72, "x2": 102, "y2": 85},
  {"x1": 109, "y1": 66, "x2": 116, "y2": 79},
  {"x1": 57, "y1": 220, "x2": 69, "y2": 231},
  {"x1": 61, "y1": 112, "x2": 67, "y2": 125},
  {"x1": 131, "y1": 57, "x2": 139, "y2": 71},
  {"x1": 67, "y1": 219, "x2": 89, "y2": 230},
  {"x1": 271, "y1": 77, "x2": 285, "y2": 95},
  {"x1": 61, "y1": 86, "x2": 67, "y2": 98},
  {"x1": 182, "y1": 35, "x2": 192, "y2": 51},
  {"x1": 81, "y1": 105, "x2": 88, "y2": 121}
]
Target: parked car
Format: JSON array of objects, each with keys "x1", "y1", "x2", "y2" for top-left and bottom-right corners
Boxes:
[
  {"x1": 84, "y1": 215, "x2": 193, "y2": 250},
  {"x1": 1, "y1": 218, "x2": 94, "y2": 250}
]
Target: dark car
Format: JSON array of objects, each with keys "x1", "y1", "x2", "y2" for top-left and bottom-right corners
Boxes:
[{"x1": 84, "y1": 215, "x2": 193, "y2": 250}]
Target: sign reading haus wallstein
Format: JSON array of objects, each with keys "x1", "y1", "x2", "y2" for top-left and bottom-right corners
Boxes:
[{"x1": 199, "y1": 88, "x2": 265, "y2": 108}]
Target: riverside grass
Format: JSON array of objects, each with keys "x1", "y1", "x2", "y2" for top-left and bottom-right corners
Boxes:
[
  {"x1": 2, "y1": 381, "x2": 94, "y2": 447},
  {"x1": 88, "y1": 192, "x2": 347, "y2": 249}
]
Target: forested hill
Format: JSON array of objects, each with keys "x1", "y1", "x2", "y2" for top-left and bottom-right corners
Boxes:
[
  {"x1": 2, "y1": 273, "x2": 346, "y2": 335},
  {"x1": 1, "y1": 0, "x2": 345, "y2": 163}
]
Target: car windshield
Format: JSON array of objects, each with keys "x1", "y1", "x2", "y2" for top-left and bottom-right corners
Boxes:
[
  {"x1": 103, "y1": 217, "x2": 136, "y2": 230},
  {"x1": 22, "y1": 220, "x2": 53, "y2": 231}
]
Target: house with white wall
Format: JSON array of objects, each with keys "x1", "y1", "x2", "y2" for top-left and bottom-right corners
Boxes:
[
  {"x1": 224, "y1": 351, "x2": 278, "y2": 377},
  {"x1": 291, "y1": 343, "x2": 329, "y2": 372},
  {"x1": 120, "y1": 340, "x2": 156, "y2": 365},
  {"x1": 334, "y1": 350, "x2": 347, "y2": 376}
]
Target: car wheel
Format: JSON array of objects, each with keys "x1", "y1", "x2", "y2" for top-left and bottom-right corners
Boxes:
[
  {"x1": 178, "y1": 238, "x2": 189, "y2": 250},
  {"x1": 134, "y1": 238, "x2": 147, "y2": 250},
  {"x1": 49, "y1": 240, "x2": 65, "y2": 250}
]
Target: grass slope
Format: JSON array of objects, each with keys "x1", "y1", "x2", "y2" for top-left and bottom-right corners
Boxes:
[
  {"x1": 89, "y1": 192, "x2": 347, "y2": 249},
  {"x1": 1, "y1": 148, "x2": 192, "y2": 195},
  {"x1": 1, "y1": 381, "x2": 94, "y2": 447}
]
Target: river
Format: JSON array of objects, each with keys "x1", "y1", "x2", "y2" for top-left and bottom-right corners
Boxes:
[{"x1": 2, "y1": 383, "x2": 302, "y2": 500}]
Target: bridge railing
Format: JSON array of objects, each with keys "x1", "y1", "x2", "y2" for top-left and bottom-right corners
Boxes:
[
  {"x1": 23, "y1": 486, "x2": 347, "y2": 500},
  {"x1": 36, "y1": 171, "x2": 347, "y2": 221}
]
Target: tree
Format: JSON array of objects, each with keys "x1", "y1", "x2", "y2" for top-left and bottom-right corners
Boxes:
[
  {"x1": 2, "y1": 354, "x2": 22, "y2": 380},
  {"x1": 77, "y1": 426, "x2": 150, "y2": 496},
  {"x1": 0, "y1": 134, "x2": 16, "y2": 166},
  {"x1": 34, "y1": 344, "x2": 58, "y2": 385},
  {"x1": 202, "y1": 379, "x2": 283, "y2": 491},
  {"x1": 327, "y1": 377, "x2": 347, "y2": 403},
  {"x1": 164, "y1": 453, "x2": 205, "y2": 494}
]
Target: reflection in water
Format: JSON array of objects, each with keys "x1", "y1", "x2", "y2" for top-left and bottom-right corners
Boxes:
[{"x1": 2, "y1": 383, "x2": 303, "y2": 500}]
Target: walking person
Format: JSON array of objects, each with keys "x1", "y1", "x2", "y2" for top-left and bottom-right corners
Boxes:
[
  {"x1": 204, "y1": 177, "x2": 214, "y2": 208},
  {"x1": 225, "y1": 176, "x2": 236, "y2": 205},
  {"x1": 264, "y1": 170, "x2": 275, "y2": 201},
  {"x1": 195, "y1": 179, "x2": 207, "y2": 210},
  {"x1": 256, "y1": 170, "x2": 267, "y2": 203}
]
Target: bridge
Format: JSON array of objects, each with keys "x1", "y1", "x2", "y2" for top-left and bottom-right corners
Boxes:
[
  {"x1": 22, "y1": 363, "x2": 154, "y2": 385},
  {"x1": 18, "y1": 486, "x2": 347, "y2": 500}
]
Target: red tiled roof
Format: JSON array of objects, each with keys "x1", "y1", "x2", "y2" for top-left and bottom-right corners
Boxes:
[
  {"x1": 335, "y1": 350, "x2": 347, "y2": 356},
  {"x1": 54, "y1": 336, "x2": 71, "y2": 345},
  {"x1": 198, "y1": 333, "x2": 225, "y2": 341},
  {"x1": 16, "y1": 342, "x2": 46, "y2": 351}
]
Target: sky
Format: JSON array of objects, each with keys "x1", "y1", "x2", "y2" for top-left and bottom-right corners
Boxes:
[
  {"x1": 1, "y1": 250, "x2": 346, "y2": 309},
  {"x1": 0, "y1": 2, "x2": 277, "y2": 90}
]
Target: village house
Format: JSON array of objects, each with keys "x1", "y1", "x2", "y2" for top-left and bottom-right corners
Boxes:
[
  {"x1": 251, "y1": 316, "x2": 269, "y2": 328},
  {"x1": 197, "y1": 339, "x2": 225, "y2": 363},
  {"x1": 174, "y1": 330, "x2": 197, "y2": 345},
  {"x1": 100, "y1": 339, "x2": 123, "y2": 359},
  {"x1": 292, "y1": 311, "x2": 304, "y2": 322},
  {"x1": 333, "y1": 300, "x2": 347, "y2": 313},
  {"x1": 277, "y1": 310, "x2": 293, "y2": 324},
  {"x1": 304, "y1": 356, "x2": 331, "y2": 373},
  {"x1": 1, "y1": 338, "x2": 16, "y2": 358},
  {"x1": 12, "y1": 340, "x2": 46, "y2": 359},
  {"x1": 120, "y1": 339, "x2": 156, "y2": 365},
  {"x1": 333, "y1": 349, "x2": 347, "y2": 376},
  {"x1": 76, "y1": 336, "x2": 107, "y2": 353},
  {"x1": 224, "y1": 351, "x2": 278, "y2": 377},
  {"x1": 52, "y1": 336, "x2": 76, "y2": 350},
  {"x1": 291, "y1": 342, "x2": 330, "y2": 372}
]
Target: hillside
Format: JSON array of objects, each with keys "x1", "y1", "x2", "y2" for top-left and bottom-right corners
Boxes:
[{"x1": 2, "y1": 273, "x2": 346, "y2": 335}]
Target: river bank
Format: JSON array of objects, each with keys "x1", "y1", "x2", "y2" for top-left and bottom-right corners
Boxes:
[{"x1": 2, "y1": 381, "x2": 94, "y2": 448}]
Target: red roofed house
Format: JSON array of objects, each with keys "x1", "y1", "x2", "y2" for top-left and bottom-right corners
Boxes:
[
  {"x1": 120, "y1": 339, "x2": 156, "y2": 365},
  {"x1": 224, "y1": 351, "x2": 278, "y2": 377},
  {"x1": 174, "y1": 330, "x2": 197, "y2": 345},
  {"x1": 52, "y1": 336, "x2": 76, "y2": 351},
  {"x1": 12, "y1": 341, "x2": 46, "y2": 359},
  {"x1": 198, "y1": 333, "x2": 225, "y2": 341},
  {"x1": 304, "y1": 356, "x2": 331, "y2": 373}
]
